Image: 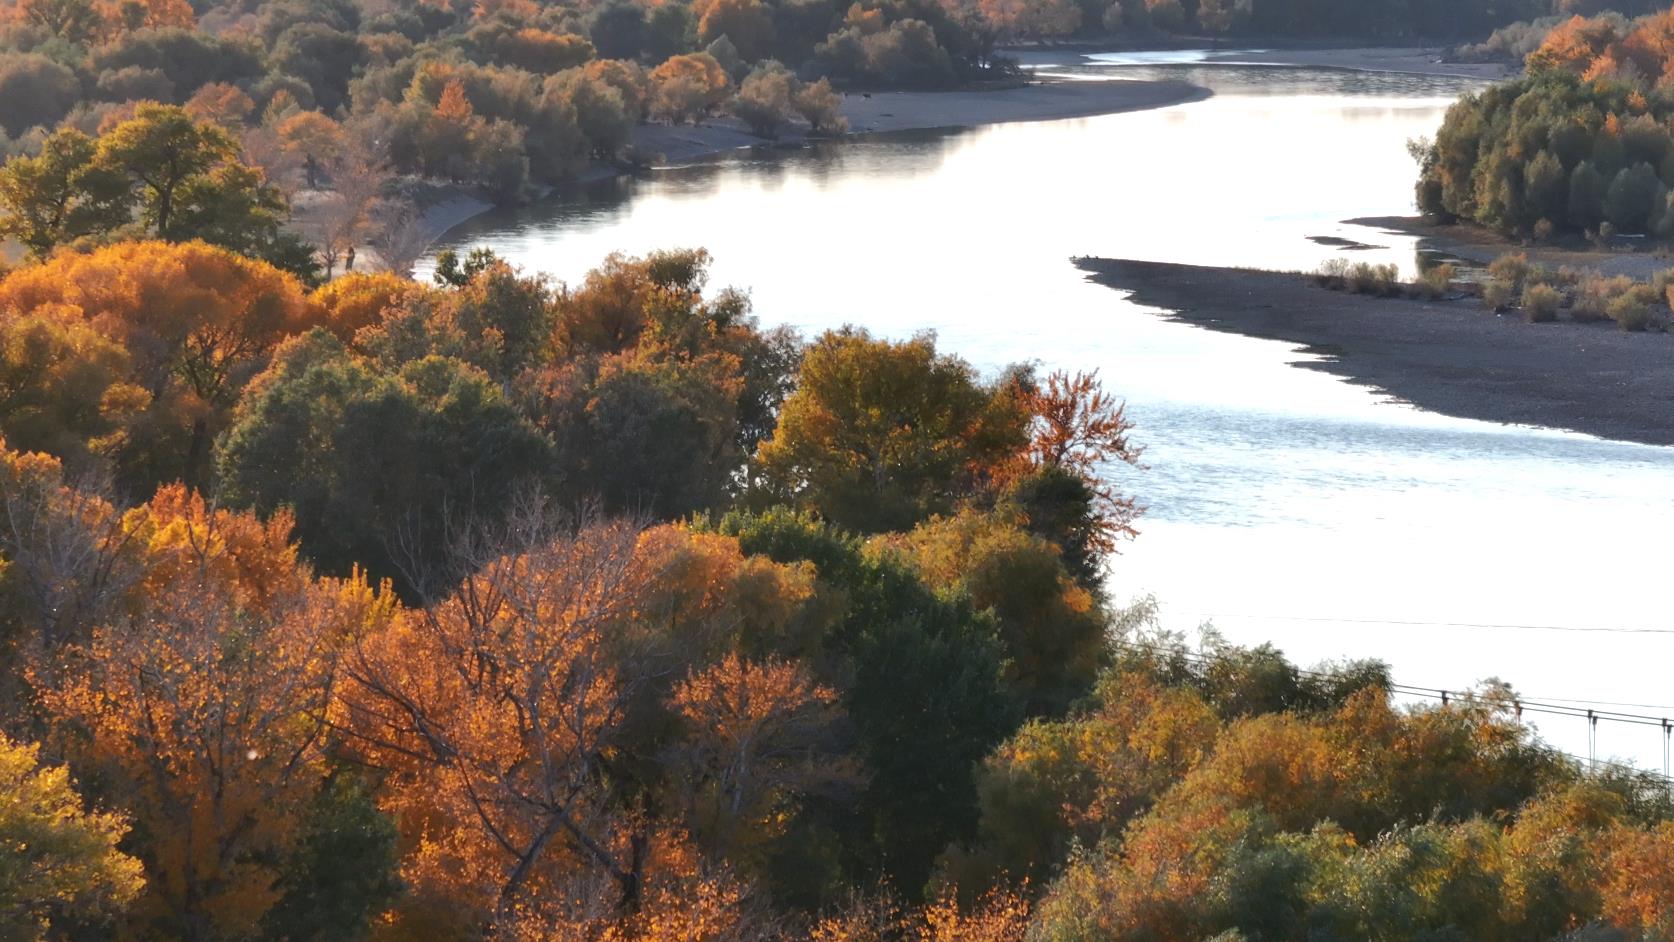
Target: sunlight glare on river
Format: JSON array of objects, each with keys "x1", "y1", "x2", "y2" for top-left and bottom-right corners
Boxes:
[{"x1": 426, "y1": 57, "x2": 1674, "y2": 774}]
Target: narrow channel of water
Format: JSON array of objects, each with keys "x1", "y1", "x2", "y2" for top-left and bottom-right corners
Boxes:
[{"x1": 430, "y1": 56, "x2": 1674, "y2": 773}]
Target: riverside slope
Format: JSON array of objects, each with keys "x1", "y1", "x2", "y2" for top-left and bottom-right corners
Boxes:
[{"x1": 1078, "y1": 257, "x2": 1674, "y2": 446}]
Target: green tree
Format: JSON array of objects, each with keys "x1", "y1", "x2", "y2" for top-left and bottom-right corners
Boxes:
[
  {"x1": 0, "y1": 129, "x2": 130, "y2": 260},
  {"x1": 215, "y1": 331, "x2": 553, "y2": 600},
  {"x1": 259, "y1": 775, "x2": 402, "y2": 942},
  {"x1": 0, "y1": 733, "x2": 145, "y2": 941},
  {"x1": 0, "y1": 106, "x2": 310, "y2": 277},
  {"x1": 1570, "y1": 159, "x2": 1607, "y2": 230},
  {"x1": 752, "y1": 328, "x2": 1029, "y2": 534},
  {"x1": 711, "y1": 509, "x2": 1021, "y2": 898},
  {"x1": 94, "y1": 104, "x2": 239, "y2": 239}
]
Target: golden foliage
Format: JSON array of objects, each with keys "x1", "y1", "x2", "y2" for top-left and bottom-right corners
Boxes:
[
  {"x1": 31, "y1": 486, "x2": 380, "y2": 938},
  {"x1": 340, "y1": 518, "x2": 650, "y2": 927},
  {"x1": 311, "y1": 271, "x2": 439, "y2": 342},
  {"x1": 0, "y1": 733, "x2": 145, "y2": 940}
]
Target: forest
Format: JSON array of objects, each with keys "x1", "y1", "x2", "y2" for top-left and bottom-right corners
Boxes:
[
  {"x1": 0, "y1": 0, "x2": 1649, "y2": 231},
  {"x1": 1418, "y1": 5, "x2": 1674, "y2": 240},
  {"x1": 1, "y1": 0, "x2": 1674, "y2": 940},
  {"x1": 0, "y1": 235, "x2": 1672, "y2": 940}
]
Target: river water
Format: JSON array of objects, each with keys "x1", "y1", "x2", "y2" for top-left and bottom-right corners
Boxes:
[{"x1": 429, "y1": 54, "x2": 1674, "y2": 774}]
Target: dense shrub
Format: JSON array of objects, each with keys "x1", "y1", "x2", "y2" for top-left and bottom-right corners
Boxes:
[
  {"x1": 1417, "y1": 262, "x2": 1456, "y2": 299},
  {"x1": 1573, "y1": 272, "x2": 1635, "y2": 322},
  {"x1": 1522, "y1": 281, "x2": 1563, "y2": 321}
]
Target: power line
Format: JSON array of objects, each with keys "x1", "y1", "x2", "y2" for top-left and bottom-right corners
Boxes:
[
  {"x1": 1109, "y1": 636, "x2": 1674, "y2": 781},
  {"x1": 1524, "y1": 695, "x2": 1674, "y2": 711},
  {"x1": 1196, "y1": 611, "x2": 1674, "y2": 636}
]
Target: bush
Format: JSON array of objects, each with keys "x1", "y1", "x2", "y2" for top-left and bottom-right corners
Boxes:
[
  {"x1": 1573, "y1": 273, "x2": 1634, "y2": 323},
  {"x1": 1348, "y1": 262, "x2": 1400, "y2": 296},
  {"x1": 1608, "y1": 294, "x2": 1653, "y2": 331},
  {"x1": 1416, "y1": 263, "x2": 1455, "y2": 299},
  {"x1": 1487, "y1": 252, "x2": 1530, "y2": 290},
  {"x1": 1315, "y1": 259, "x2": 1399, "y2": 297},
  {"x1": 1521, "y1": 283, "x2": 1561, "y2": 323},
  {"x1": 1481, "y1": 279, "x2": 1514, "y2": 312},
  {"x1": 1314, "y1": 258, "x2": 1352, "y2": 288},
  {"x1": 1605, "y1": 285, "x2": 1660, "y2": 332}
]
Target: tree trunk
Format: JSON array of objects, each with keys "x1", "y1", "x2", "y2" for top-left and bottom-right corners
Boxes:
[{"x1": 183, "y1": 417, "x2": 208, "y2": 493}]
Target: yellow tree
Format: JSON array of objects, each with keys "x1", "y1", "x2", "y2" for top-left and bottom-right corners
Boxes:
[
  {"x1": 649, "y1": 53, "x2": 732, "y2": 124},
  {"x1": 0, "y1": 240, "x2": 322, "y2": 491},
  {"x1": 0, "y1": 733, "x2": 145, "y2": 941},
  {"x1": 32, "y1": 487, "x2": 381, "y2": 940}
]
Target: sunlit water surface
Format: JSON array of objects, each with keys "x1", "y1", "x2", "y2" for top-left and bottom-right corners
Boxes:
[{"x1": 427, "y1": 56, "x2": 1674, "y2": 773}]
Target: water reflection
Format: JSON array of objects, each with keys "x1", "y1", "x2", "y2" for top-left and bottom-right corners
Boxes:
[{"x1": 430, "y1": 63, "x2": 1674, "y2": 772}]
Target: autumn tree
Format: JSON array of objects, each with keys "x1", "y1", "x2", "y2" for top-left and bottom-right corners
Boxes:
[
  {"x1": 733, "y1": 61, "x2": 798, "y2": 137},
  {"x1": 885, "y1": 508, "x2": 1106, "y2": 715},
  {"x1": 753, "y1": 327, "x2": 1029, "y2": 534},
  {"x1": 9, "y1": 0, "x2": 101, "y2": 43},
  {"x1": 183, "y1": 83, "x2": 255, "y2": 128},
  {"x1": 0, "y1": 240, "x2": 321, "y2": 493},
  {"x1": 1006, "y1": 368, "x2": 1141, "y2": 587},
  {"x1": 336, "y1": 517, "x2": 654, "y2": 932},
  {"x1": 276, "y1": 111, "x2": 348, "y2": 189},
  {"x1": 697, "y1": 0, "x2": 777, "y2": 61},
  {"x1": 667, "y1": 653, "x2": 856, "y2": 866},
  {"x1": 650, "y1": 52, "x2": 732, "y2": 124},
  {"x1": 311, "y1": 271, "x2": 439, "y2": 342},
  {"x1": 0, "y1": 305, "x2": 148, "y2": 476},
  {"x1": 977, "y1": 0, "x2": 1080, "y2": 40},
  {"x1": 0, "y1": 441, "x2": 138, "y2": 650},
  {"x1": 0, "y1": 733, "x2": 144, "y2": 941},
  {"x1": 32, "y1": 487, "x2": 387, "y2": 940},
  {"x1": 794, "y1": 78, "x2": 849, "y2": 134}
]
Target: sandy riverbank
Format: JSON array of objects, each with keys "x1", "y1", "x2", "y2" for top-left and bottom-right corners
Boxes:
[
  {"x1": 1352, "y1": 215, "x2": 1674, "y2": 280},
  {"x1": 1078, "y1": 257, "x2": 1674, "y2": 446}
]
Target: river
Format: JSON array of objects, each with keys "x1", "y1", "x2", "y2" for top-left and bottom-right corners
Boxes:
[{"x1": 428, "y1": 53, "x2": 1674, "y2": 775}]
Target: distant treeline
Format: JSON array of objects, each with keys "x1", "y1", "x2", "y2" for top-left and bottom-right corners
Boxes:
[{"x1": 1417, "y1": 5, "x2": 1674, "y2": 240}]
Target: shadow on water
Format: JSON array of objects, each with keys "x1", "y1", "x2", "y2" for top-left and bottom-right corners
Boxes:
[{"x1": 439, "y1": 126, "x2": 970, "y2": 251}]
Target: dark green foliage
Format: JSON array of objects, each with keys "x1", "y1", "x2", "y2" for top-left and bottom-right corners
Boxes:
[
  {"x1": 0, "y1": 53, "x2": 81, "y2": 137},
  {"x1": 1002, "y1": 465, "x2": 1104, "y2": 593},
  {"x1": 1418, "y1": 70, "x2": 1674, "y2": 238},
  {"x1": 271, "y1": 23, "x2": 365, "y2": 113},
  {"x1": 589, "y1": 1, "x2": 650, "y2": 59},
  {"x1": 709, "y1": 508, "x2": 1022, "y2": 897},
  {"x1": 262, "y1": 775, "x2": 402, "y2": 942},
  {"x1": 1112, "y1": 637, "x2": 1392, "y2": 720},
  {"x1": 89, "y1": 27, "x2": 265, "y2": 102},
  {"x1": 215, "y1": 330, "x2": 553, "y2": 600}
]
